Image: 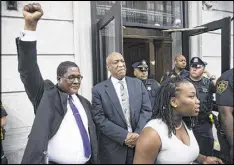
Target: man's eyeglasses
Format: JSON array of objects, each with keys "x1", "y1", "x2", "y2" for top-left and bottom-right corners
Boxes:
[{"x1": 63, "y1": 75, "x2": 83, "y2": 83}]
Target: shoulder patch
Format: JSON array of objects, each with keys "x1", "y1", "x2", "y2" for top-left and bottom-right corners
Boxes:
[{"x1": 216, "y1": 80, "x2": 228, "y2": 94}]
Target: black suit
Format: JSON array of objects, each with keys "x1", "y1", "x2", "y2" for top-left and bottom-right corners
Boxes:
[
  {"x1": 16, "y1": 38, "x2": 99, "y2": 164},
  {"x1": 91, "y1": 77, "x2": 152, "y2": 164}
]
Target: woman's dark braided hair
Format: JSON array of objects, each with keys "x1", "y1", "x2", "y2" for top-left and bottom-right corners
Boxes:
[{"x1": 152, "y1": 76, "x2": 196, "y2": 138}]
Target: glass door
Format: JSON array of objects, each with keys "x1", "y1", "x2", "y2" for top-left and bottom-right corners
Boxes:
[
  {"x1": 97, "y1": 1, "x2": 123, "y2": 81},
  {"x1": 181, "y1": 17, "x2": 232, "y2": 73},
  {"x1": 163, "y1": 17, "x2": 231, "y2": 73}
]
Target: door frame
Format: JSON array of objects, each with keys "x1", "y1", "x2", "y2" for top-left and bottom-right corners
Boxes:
[
  {"x1": 98, "y1": 1, "x2": 123, "y2": 54},
  {"x1": 182, "y1": 17, "x2": 232, "y2": 73},
  {"x1": 90, "y1": 1, "x2": 188, "y2": 85},
  {"x1": 91, "y1": 2, "x2": 123, "y2": 84}
]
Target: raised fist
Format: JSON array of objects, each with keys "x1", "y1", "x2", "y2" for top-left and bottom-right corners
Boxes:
[{"x1": 23, "y1": 3, "x2": 44, "y2": 31}]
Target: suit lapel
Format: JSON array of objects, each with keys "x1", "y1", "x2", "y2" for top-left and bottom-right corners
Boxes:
[
  {"x1": 125, "y1": 77, "x2": 135, "y2": 120},
  {"x1": 105, "y1": 78, "x2": 127, "y2": 124},
  {"x1": 50, "y1": 86, "x2": 68, "y2": 116},
  {"x1": 58, "y1": 90, "x2": 68, "y2": 115}
]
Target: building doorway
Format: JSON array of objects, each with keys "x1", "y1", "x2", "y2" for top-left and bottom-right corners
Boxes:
[
  {"x1": 91, "y1": 1, "x2": 183, "y2": 84},
  {"x1": 123, "y1": 28, "x2": 172, "y2": 82},
  {"x1": 92, "y1": 1, "x2": 231, "y2": 85}
]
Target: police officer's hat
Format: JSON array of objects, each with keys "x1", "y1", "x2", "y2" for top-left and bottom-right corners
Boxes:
[
  {"x1": 132, "y1": 59, "x2": 149, "y2": 71},
  {"x1": 190, "y1": 57, "x2": 207, "y2": 68}
]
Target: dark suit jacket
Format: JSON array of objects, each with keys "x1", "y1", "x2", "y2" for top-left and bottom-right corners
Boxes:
[
  {"x1": 16, "y1": 38, "x2": 99, "y2": 164},
  {"x1": 91, "y1": 77, "x2": 152, "y2": 164}
]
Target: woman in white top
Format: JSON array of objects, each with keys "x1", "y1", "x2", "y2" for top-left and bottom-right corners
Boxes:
[{"x1": 133, "y1": 77, "x2": 223, "y2": 164}]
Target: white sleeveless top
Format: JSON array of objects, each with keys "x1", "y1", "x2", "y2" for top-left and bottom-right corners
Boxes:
[{"x1": 144, "y1": 119, "x2": 199, "y2": 164}]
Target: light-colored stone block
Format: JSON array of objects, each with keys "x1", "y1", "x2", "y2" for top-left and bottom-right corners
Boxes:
[
  {"x1": 1, "y1": 1, "x2": 73, "y2": 21},
  {"x1": 202, "y1": 32, "x2": 233, "y2": 58},
  {"x1": 202, "y1": 56, "x2": 222, "y2": 77},
  {"x1": 1, "y1": 17, "x2": 74, "y2": 55},
  {"x1": 202, "y1": 10, "x2": 233, "y2": 35},
  {"x1": 1, "y1": 92, "x2": 35, "y2": 128},
  {"x1": 1, "y1": 55, "x2": 74, "y2": 92}
]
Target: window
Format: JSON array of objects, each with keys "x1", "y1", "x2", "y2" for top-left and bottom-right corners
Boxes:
[{"x1": 95, "y1": 1, "x2": 183, "y2": 27}]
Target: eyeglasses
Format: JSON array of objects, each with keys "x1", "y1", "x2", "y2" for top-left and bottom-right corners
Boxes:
[
  {"x1": 63, "y1": 75, "x2": 83, "y2": 83},
  {"x1": 138, "y1": 67, "x2": 148, "y2": 72}
]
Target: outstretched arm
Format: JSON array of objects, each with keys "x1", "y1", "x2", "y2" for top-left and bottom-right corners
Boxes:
[{"x1": 17, "y1": 3, "x2": 44, "y2": 112}]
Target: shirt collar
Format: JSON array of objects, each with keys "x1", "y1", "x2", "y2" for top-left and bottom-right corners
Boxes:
[
  {"x1": 111, "y1": 76, "x2": 126, "y2": 85},
  {"x1": 172, "y1": 68, "x2": 185, "y2": 75}
]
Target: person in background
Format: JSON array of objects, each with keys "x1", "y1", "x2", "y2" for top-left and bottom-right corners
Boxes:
[
  {"x1": 91, "y1": 52, "x2": 152, "y2": 164},
  {"x1": 216, "y1": 68, "x2": 233, "y2": 164},
  {"x1": 1, "y1": 101, "x2": 8, "y2": 164},
  {"x1": 132, "y1": 59, "x2": 160, "y2": 108},
  {"x1": 186, "y1": 57, "x2": 216, "y2": 157},
  {"x1": 160, "y1": 54, "x2": 189, "y2": 83},
  {"x1": 16, "y1": 3, "x2": 98, "y2": 164},
  {"x1": 133, "y1": 76, "x2": 223, "y2": 164}
]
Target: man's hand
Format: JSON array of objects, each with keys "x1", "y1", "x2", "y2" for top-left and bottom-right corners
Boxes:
[
  {"x1": 202, "y1": 156, "x2": 224, "y2": 164},
  {"x1": 124, "y1": 133, "x2": 139, "y2": 148},
  {"x1": 23, "y1": 3, "x2": 44, "y2": 31}
]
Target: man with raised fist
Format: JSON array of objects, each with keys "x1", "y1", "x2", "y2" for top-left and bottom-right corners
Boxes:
[{"x1": 16, "y1": 3, "x2": 98, "y2": 164}]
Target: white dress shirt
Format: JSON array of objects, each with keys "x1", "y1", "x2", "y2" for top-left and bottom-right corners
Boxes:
[
  {"x1": 47, "y1": 94, "x2": 90, "y2": 164},
  {"x1": 111, "y1": 76, "x2": 132, "y2": 132},
  {"x1": 111, "y1": 76, "x2": 129, "y2": 107},
  {"x1": 20, "y1": 30, "x2": 37, "y2": 41},
  {"x1": 19, "y1": 31, "x2": 90, "y2": 164}
]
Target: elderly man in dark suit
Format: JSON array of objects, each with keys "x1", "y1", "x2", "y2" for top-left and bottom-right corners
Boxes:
[
  {"x1": 16, "y1": 3, "x2": 98, "y2": 164},
  {"x1": 91, "y1": 52, "x2": 152, "y2": 164}
]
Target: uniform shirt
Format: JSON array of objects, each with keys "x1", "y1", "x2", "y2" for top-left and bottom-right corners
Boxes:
[
  {"x1": 160, "y1": 68, "x2": 189, "y2": 83},
  {"x1": 142, "y1": 79, "x2": 160, "y2": 108},
  {"x1": 1, "y1": 101, "x2": 7, "y2": 118},
  {"x1": 188, "y1": 77, "x2": 215, "y2": 139},
  {"x1": 1, "y1": 101, "x2": 7, "y2": 157},
  {"x1": 216, "y1": 68, "x2": 233, "y2": 107}
]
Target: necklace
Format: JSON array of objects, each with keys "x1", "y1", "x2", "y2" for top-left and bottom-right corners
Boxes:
[{"x1": 175, "y1": 122, "x2": 183, "y2": 130}]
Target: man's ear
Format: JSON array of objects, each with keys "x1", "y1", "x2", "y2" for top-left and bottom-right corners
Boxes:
[
  {"x1": 170, "y1": 97, "x2": 177, "y2": 108},
  {"x1": 57, "y1": 76, "x2": 61, "y2": 83},
  {"x1": 133, "y1": 69, "x2": 137, "y2": 76},
  {"x1": 106, "y1": 65, "x2": 110, "y2": 71}
]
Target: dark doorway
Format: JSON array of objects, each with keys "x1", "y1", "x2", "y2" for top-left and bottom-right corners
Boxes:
[
  {"x1": 123, "y1": 35, "x2": 172, "y2": 82},
  {"x1": 123, "y1": 38, "x2": 149, "y2": 77}
]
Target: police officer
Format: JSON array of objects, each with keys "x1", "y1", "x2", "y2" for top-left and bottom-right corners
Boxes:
[
  {"x1": 1, "y1": 101, "x2": 8, "y2": 164},
  {"x1": 160, "y1": 54, "x2": 189, "y2": 83},
  {"x1": 186, "y1": 57, "x2": 216, "y2": 157},
  {"x1": 216, "y1": 68, "x2": 233, "y2": 164},
  {"x1": 132, "y1": 59, "x2": 160, "y2": 108}
]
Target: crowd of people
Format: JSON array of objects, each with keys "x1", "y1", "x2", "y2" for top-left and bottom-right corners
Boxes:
[{"x1": 1, "y1": 3, "x2": 233, "y2": 164}]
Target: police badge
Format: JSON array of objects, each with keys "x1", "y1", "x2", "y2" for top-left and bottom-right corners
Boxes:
[{"x1": 194, "y1": 58, "x2": 198, "y2": 63}]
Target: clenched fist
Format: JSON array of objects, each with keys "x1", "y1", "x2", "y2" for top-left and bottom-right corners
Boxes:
[{"x1": 23, "y1": 3, "x2": 44, "y2": 31}]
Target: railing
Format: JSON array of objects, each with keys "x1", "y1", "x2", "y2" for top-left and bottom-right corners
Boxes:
[{"x1": 96, "y1": 4, "x2": 182, "y2": 27}]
